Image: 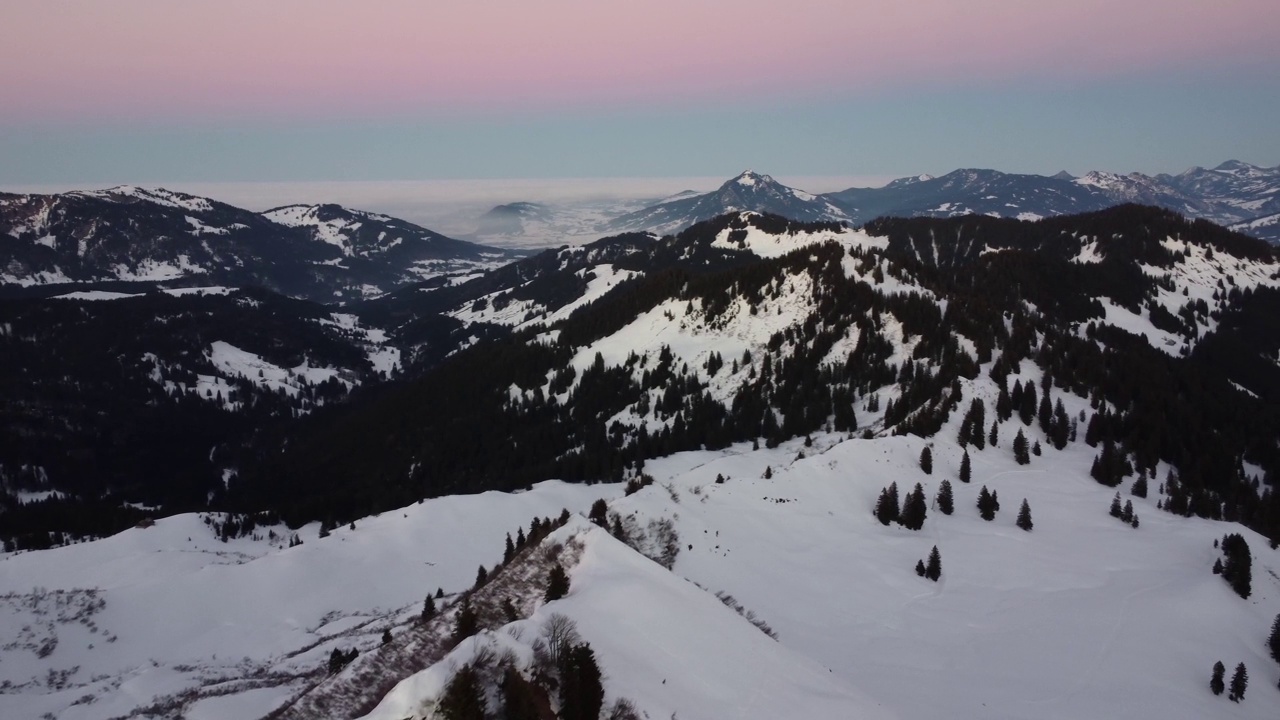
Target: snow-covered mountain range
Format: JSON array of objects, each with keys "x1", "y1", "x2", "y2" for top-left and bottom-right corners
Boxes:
[
  {"x1": 3, "y1": 204, "x2": 1280, "y2": 718},
  {"x1": 471, "y1": 162, "x2": 1280, "y2": 244},
  {"x1": 602, "y1": 171, "x2": 851, "y2": 235},
  {"x1": 0, "y1": 186, "x2": 517, "y2": 301}
]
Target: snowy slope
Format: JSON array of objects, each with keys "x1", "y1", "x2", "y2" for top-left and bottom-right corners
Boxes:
[
  {"x1": 605, "y1": 423, "x2": 1280, "y2": 718},
  {"x1": 361, "y1": 521, "x2": 893, "y2": 720},
  {"x1": 0, "y1": 482, "x2": 617, "y2": 720}
]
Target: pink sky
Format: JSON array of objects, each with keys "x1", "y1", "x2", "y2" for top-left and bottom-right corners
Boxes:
[{"x1": 2, "y1": 0, "x2": 1278, "y2": 122}]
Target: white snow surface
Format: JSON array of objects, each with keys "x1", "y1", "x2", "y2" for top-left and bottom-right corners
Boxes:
[
  {"x1": 448, "y1": 263, "x2": 638, "y2": 331},
  {"x1": 323, "y1": 313, "x2": 401, "y2": 375},
  {"x1": 50, "y1": 290, "x2": 144, "y2": 301},
  {"x1": 111, "y1": 255, "x2": 207, "y2": 282},
  {"x1": 160, "y1": 286, "x2": 234, "y2": 297},
  {"x1": 208, "y1": 340, "x2": 349, "y2": 397},
  {"x1": 0, "y1": 482, "x2": 617, "y2": 720},
  {"x1": 362, "y1": 521, "x2": 890, "y2": 720},
  {"x1": 79, "y1": 186, "x2": 214, "y2": 213},
  {"x1": 710, "y1": 217, "x2": 883, "y2": 259}
]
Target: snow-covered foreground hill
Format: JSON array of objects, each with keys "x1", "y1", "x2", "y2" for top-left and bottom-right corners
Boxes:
[
  {"x1": 3, "y1": 419, "x2": 1277, "y2": 718},
  {"x1": 0, "y1": 483, "x2": 619, "y2": 720}
]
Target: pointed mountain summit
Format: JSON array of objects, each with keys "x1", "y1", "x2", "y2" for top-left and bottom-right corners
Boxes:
[{"x1": 601, "y1": 170, "x2": 849, "y2": 235}]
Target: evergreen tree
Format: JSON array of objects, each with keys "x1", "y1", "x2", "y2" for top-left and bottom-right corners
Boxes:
[
  {"x1": 1032, "y1": 440, "x2": 1042, "y2": 456},
  {"x1": 500, "y1": 667, "x2": 542, "y2": 720},
  {"x1": 610, "y1": 513, "x2": 628, "y2": 542},
  {"x1": 475, "y1": 565, "x2": 488, "y2": 589},
  {"x1": 937, "y1": 479, "x2": 954, "y2": 515},
  {"x1": 1019, "y1": 382, "x2": 1037, "y2": 426},
  {"x1": 920, "y1": 446, "x2": 933, "y2": 475},
  {"x1": 925, "y1": 545, "x2": 941, "y2": 581},
  {"x1": 502, "y1": 597, "x2": 520, "y2": 623},
  {"x1": 452, "y1": 598, "x2": 480, "y2": 645},
  {"x1": 960, "y1": 450, "x2": 972, "y2": 484},
  {"x1": 1267, "y1": 613, "x2": 1280, "y2": 663},
  {"x1": 1131, "y1": 475, "x2": 1148, "y2": 498},
  {"x1": 1016, "y1": 499, "x2": 1033, "y2": 531},
  {"x1": 977, "y1": 486, "x2": 996, "y2": 521},
  {"x1": 1109, "y1": 492, "x2": 1123, "y2": 518},
  {"x1": 915, "y1": 559, "x2": 926, "y2": 577},
  {"x1": 1051, "y1": 399, "x2": 1070, "y2": 449},
  {"x1": 559, "y1": 643, "x2": 605, "y2": 720},
  {"x1": 382, "y1": 628, "x2": 392, "y2": 645},
  {"x1": 1121, "y1": 500, "x2": 1134, "y2": 524},
  {"x1": 328, "y1": 647, "x2": 347, "y2": 675},
  {"x1": 989, "y1": 419, "x2": 999, "y2": 447},
  {"x1": 1221, "y1": 534, "x2": 1252, "y2": 599},
  {"x1": 422, "y1": 595, "x2": 437, "y2": 623},
  {"x1": 874, "y1": 482, "x2": 901, "y2": 525},
  {"x1": 504, "y1": 533, "x2": 515, "y2": 563},
  {"x1": 438, "y1": 664, "x2": 487, "y2": 720},
  {"x1": 588, "y1": 498, "x2": 609, "y2": 528},
  {"x1": 515, "y1": 527, "x2": 526, "y2": 550},
  {"x1": 545, "y1": 562, "x2": 570, "y2": 602},
  {"x1": 1013, "y1": 430, "x2": 1030, "y2": 465},
  {"x1": 1228, "y1": 662, "x2": 1247, "y2": 702},
  {"x1": 1210, "y1": 660, "x2": 1225, "y2": 696},
  {"x1": 899, "y1": 483, "x2": 927, "y2": 530}
]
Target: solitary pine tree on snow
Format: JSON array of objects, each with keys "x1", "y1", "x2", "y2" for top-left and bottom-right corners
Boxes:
[
  {"x1": 1210, "y1": 660, "x2": 1225, "y2": 696},
  {"x1": 920, "y1": 446, "x2": 933, "y2": 475},
  {"x1": 925, "y1": 545, "x2": 941, "y2": 581},
  {"x1": 1229, "y1": 662, "x2": 1248, "y2": 702},
  {"x1": 936, "y1": 479, "x2": 954, "y2": 515},
  {"x1": 1016, "y1": 499, "x2": 1033, "y2": 531},
  {"x1": 959, "y1": 450, "x2": 972, "y2": 483}
]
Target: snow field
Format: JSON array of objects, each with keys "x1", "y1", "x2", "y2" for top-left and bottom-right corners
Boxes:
[
  {"x1": 0, "y1": 482, "x2": 619, "y2": 720},
  {"x1": 361, "y1": 519, "x2": 892, "y2": 720}
]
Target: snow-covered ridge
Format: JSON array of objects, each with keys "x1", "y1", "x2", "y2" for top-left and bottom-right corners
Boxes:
[
  {"x1": 262, "y1": 204, "x2": 370, "y2": 255},
  {"x1": 0, "y1": 482, "x2": 613, "y2": 720},
  {"x1": 77, "y1": 185, "x2": 214, "y2": 213}
]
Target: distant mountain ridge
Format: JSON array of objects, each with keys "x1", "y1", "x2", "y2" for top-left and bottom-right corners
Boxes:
[
  {"x1": 595, "y1": 162, "x2": 1280, "y2": 243},
  {"x1": 602, "y1": 171, "x2": 851, "y2": 235},
  {"x1": 0, "y1": 186, "x2": 517, "y2": 301}
]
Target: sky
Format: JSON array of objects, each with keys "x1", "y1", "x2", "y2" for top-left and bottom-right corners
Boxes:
[{"x1": 2, "y1": 0, "x2": 1279, "y2": 187}]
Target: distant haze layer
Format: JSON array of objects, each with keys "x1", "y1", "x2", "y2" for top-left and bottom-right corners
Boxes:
[{"x1": 0, "y1": 176, "x2": 892, "y2": 236}]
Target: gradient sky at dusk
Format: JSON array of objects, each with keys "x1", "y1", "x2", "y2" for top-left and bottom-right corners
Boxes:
[{"x1": 2, "y1": 0, "x2": 1278, "y2": 184}]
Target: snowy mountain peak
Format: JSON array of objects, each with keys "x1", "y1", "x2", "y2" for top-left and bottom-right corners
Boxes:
[
  {"x1": 729, "y1": 170, "x2": 774, "y2": 189},
  {"x1": 603, "y1": 172, "x2": 848, "y2": 235},
  {"x1": 1213, "y1": 159, "x2": 1260, "y2": 174}
]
